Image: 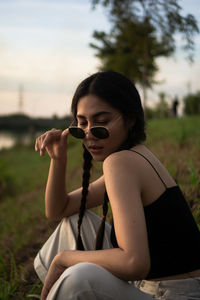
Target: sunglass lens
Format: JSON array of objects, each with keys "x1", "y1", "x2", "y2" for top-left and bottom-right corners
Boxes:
[
  {"x1": 91, "y1": 127, "x2": 109, "y2": 139},
  {"x1": 69, "y1": 127, "x2": 85, "y2": 139}
]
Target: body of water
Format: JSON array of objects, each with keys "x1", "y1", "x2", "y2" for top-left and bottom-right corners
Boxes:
[{"x1": 0, "y1": 131, "x2": 40, "y2": 150}]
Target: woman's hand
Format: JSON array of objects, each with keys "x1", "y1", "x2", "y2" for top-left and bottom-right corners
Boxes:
[
  {"x1": 35, "y1": 128, "x2": 69, "y2": 160},
  {"x1": 41, "y1": 254, "x2": 67, "y2": 300}
]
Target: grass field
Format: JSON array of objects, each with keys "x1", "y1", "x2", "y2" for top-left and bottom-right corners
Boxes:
[{"x1": 0, "y1": 115, "x2": 200, "y2": 299}]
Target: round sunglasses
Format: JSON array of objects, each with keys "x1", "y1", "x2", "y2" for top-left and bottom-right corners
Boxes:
[
  {"x1": 69, "y1": 115, "x2": 122, "y2": 139},
  {"x1": 69, "y1": 126, "x2": 110, "y2": 139}
]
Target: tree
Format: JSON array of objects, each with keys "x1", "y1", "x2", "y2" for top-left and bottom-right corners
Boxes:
[
  {"x1": 183, "y1": 91, "x2": 200, "y2": 115},
  {"x1": 90, "y1": 18, "x2": 173, "y2": 106},
  {"x1": 155, "y1": 92, "x2": 169, "y2": 118},
  {"x1": 90, "y1": 0, "x2": 199, "y2": 108},
  {"x1": 145, "y1": 92, "x2": 169, "y2": 119}
]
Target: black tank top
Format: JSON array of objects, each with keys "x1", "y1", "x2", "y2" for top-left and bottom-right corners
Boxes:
[{"x1": 110, "y1": 150, "x2": 200, "y2": 279}]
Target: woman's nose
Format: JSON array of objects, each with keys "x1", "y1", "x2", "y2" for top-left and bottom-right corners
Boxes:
[
  {"x1": 85, "y1": 128, "x2": 93, "y2": 138},
  {"x1": 85, "y1": 126, "x2": 97, "y2": 139}
]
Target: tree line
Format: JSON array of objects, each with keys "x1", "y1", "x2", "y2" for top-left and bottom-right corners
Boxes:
[{"x1": 0, "y1": 113, "x2": 72, "y2": 131}]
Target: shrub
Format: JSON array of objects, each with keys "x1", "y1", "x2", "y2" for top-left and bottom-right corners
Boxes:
[{"x1": 183, "y1": 91, "x2": 200, "y2": 115}]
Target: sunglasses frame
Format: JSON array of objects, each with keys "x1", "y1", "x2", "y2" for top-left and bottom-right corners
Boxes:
[
  {"x1": 68, "y1": 125, "x2": 110, "y2": 139},
  {"x1": 68, "y1": 115, "x2": 122, "y2": 140}
]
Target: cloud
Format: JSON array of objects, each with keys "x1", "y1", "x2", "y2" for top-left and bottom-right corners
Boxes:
[
  {"x1": 0, "y1": 90, "x2": 72, "y2": 117},
  {"x1": 0, "y1": 0, "x2": 199, "y2": 116}
]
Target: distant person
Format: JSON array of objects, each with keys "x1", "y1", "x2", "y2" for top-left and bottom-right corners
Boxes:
[
  {"x1": 172, "y1": 96, "x2": 179, "y2": 117},
  {"x1": 34, "y1": 71, "x2": 200, "y2": 300}
]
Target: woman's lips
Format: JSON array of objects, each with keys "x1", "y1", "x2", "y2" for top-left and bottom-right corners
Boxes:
[{"x1": 88, "y1": 145, "x2": 103, "y2": 154}]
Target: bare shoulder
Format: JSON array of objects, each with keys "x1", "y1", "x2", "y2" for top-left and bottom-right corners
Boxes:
[
  {"x1": 103, "y1": 149, "x2": 135, "y2": 167},
  {"x1": 102, "y1": 144, "x2": 169, "y2": 190},
  {"x1": 103, "y1": 149, "x2": 142, "y2": 187},
  {"x1": 103, "y1": 147, "x2": 144, "y2": 172},
  {"x1": 103, "y1": 150, "x2": 129, "y2": 173}
]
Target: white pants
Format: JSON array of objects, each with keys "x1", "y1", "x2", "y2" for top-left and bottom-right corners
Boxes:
[
  {"x1": 34, "y1": 210, "x2": 154, "y2": 300},
  {"x1": 34, "y1": 210, "x2": 200, "y2": 299}
]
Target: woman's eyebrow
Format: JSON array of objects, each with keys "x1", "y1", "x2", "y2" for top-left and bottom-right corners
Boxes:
[{"x1": 77, "y1": 111, "x2": 112, "y2": 119}]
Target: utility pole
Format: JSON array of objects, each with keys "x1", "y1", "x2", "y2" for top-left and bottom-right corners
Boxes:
[{"x1": 18, "y1": 84, "x2": 24, "y2": 113}]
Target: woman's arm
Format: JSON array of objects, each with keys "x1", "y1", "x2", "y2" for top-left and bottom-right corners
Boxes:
[
  {"x1": 45, "y1": 157, "x2": 68, "y2": 220},
  {"x1": 35, "y1": 128, "x2": 69, "y2": 220},
  {"x1": 45, "y1": 159, "x2": 106, "y2": 220},
  {"x1": 61, "y1": 175, "x2": 106, "y2": 218},
  {"x1": 41, "y1": 244, "x2": 148, "y2": 300},
  {"x1": 35, "y1": 129, "x2": 105, "y2": 221},
  {"x1": 103, "y1": 151, "x2": 151, "y2": 278}
]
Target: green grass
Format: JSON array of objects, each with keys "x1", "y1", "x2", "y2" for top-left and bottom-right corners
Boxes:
[
  {"x1": 146, "y1": 115, "x2": 200, "y2": 146},
  {"x1": 0, "y1": 116, "x2": 200, "y2": 298},
  {"x1": 0, "y1": 137, "x2": 85, "y2": 299}
]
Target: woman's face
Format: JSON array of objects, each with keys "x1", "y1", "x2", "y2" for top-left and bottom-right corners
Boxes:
[{"x1": 76, "y1": 94, "x2": 130, "y2": 161}]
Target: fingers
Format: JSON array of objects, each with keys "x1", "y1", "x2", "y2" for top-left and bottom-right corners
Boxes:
[
  {"x1": 35, "y1": 131, "x2": 48, "y2": 155},
  {"x1": 35, "y1": 128, "x2": 59, "y2": 156},
  {"x1": 60, "y1": 128, "x2": 69, "y2": 146},
  {"x1": 42, "y1": 129, "x2": 60, "y2": 149},
  {"x1": 62, "y1": 128, "x2": 69, "y2": 137},
  {"x1": 35, "y1": 128, "x2": 68, "y2": 156}
]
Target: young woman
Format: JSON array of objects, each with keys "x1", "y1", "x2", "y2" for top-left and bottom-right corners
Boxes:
[{"x1": 34, "y1": 71, "x2": 200, "y2": 300}]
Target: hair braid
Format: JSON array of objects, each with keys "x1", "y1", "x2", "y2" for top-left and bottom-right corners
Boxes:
[
  {"x1": 95, "y1": 191, "x2": 109, "y2": 250},
  {"x1": 77, "y1": 145, "x2": 92, "y2": 250}
]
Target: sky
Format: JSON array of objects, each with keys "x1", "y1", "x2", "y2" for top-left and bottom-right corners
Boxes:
[{"x1": 0, "y1": 0, "x2": 200, "y2": 118}]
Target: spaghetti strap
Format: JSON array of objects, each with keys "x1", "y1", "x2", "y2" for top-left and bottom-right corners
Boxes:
[{"x1": 129, "y1": 150, "x2": 167, "y2": 189}]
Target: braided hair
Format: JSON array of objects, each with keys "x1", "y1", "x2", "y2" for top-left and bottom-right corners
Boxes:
[
  {"x1": 77, "y1": 144, "x2": 109, "y2": 251},
  {"x1": 95, "y1": 191, "x2": 109, "y2": 250},
  {"x1": 71, "y1": 70, "x2": 146, "y2": 250},
  {"x1": 77, "y1": 145, "x2": 93, "y2": 250}
]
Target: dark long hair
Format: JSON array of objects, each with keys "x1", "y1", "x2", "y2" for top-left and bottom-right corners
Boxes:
[{"x1": 71, "y1": 71, "x2": 146, "y2": 250}]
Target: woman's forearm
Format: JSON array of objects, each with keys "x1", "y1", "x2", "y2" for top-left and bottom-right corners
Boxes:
[
  {"x1": 35, "y1": 128, "x2": 70, "y2": 220},
  {"x1": 57, "y1": 248, "x2": 149, "y2": 281},
  {"x1": 45, "y1": 158, "x2": 68, "y2": 220}
]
